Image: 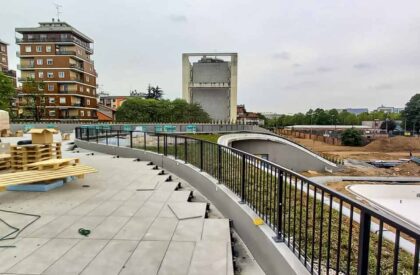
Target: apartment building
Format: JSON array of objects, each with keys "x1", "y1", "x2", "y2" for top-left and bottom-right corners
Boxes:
[
  {"x1": 0, "y1": 39, "x2": 17, "y2": 87},
  {"x1": 15, "y1": 20, "x2": 98, "y2": 121}
]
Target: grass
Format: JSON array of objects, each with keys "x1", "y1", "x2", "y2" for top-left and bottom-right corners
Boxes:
[{"x1": 132, "y1": 138, "x2": 417, "y2": 274}]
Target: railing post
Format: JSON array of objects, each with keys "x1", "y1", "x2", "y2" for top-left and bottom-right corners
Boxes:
[
  {"x1": 164, "y1": 135, "x2": 167, "y2": 156},
  {"x1": 157, "y1": 135, "x2": 160, "y2": 153},
  {"x1": 357, "y1": 210, "x2": 371, "y2": 275},
  {"x1": 105, "y1": 130, "x2": 108, "y2": 145},
  {"x1": 217, "y1": 145, "x2": 222, "y2": 181},
  {"x1": 86, "y1": 128, "x2": 90, "y2": 142},
  {"x1": 129, "y1": 131, "x2": 133, "y2": 148},
  {"x1": 174, "y1": 136, "x2": 178, "y2": 159},
  {"x1": 143, "y1": 132, "x2": 146, "y2": 150},
  {"x1": 239, "y1": 153, "x2": 246, "y2": 203},
  {"x1": 117, "y1": 130, "x2": 120, "y2": 147},
  {"x1": 184, "y1": 137, "x2": 188, "y2": 163},
  {"x1": 96, "y1": 128, "x2": 99, "y2": 143},
  {"x1": 273, "y1": 170, "x2": 284, "y2": 242},
  {"x1": 200, "y1": 140, "x2": 203, "y2": 171}
]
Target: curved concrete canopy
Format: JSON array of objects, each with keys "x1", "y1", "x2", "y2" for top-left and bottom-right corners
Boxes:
[{"x1": 218, "y1": 133, "x2": 337, "y2": 172}]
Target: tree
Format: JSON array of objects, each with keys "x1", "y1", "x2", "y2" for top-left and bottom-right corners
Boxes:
[
  {"x1": 20, "y1": 78, "x2": 46, "y2": 121},
  {"x1": 115, "y1": 98, "x2": 210, "y2": 123},
  {"x1": 341, "y1": 128, "x2": 363, "y2": 146},
  {"x1": 0, "y1": 72, "x2": 16, "y2": 113},
  {"x1": 380, "y1": 119, "x2": 397, "y2": 132},
  {"x1": 143, "y1": 85, "x2": 164, "y2": 100},
  {"x1": 401, "y1": 94, "x2": 420, "y2": 132}
]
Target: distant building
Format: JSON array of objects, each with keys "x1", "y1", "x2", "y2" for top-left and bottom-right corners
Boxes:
[
  {"x1": 261, "y1": 112, "x2": 281, "y2": 119},
  {"x1": 376, "y1": 105, "x2": 403, "y2": 114},
  {"x1": 0, "y1": 39, "x2": 17, "y2": 87},
  {"x1": 99, "y1": 95, "x2": 128, "y2": 110},
  {"x1": 15, "y1": 20, "x2": 98, "y2": 121},
  {"x1": 338, "y1": 108, "x2": 369, "y2": 115},
  {"x1": 182, "y1": 53, "x2": 238, "y2": 122},
  {"x1": 237, "y1": 105, "x2": 264, "y2": 125}
]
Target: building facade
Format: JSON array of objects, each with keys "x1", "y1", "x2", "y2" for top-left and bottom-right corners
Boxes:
[
  {"x1": 237, "y1": 104, "x2": 264, "y2": 125},
  {"x1": 0, "y1": 39, "x2": 17, "y2": 86},
  {"x1": 182, "y1": 53, "x2": 237, "y2": 122},
  {"x1": 376, "y1": 105, "x2": 403, "y2": 114},
  {"x1": 15, "y1": 21, "x2": 98, "y2": 121}
]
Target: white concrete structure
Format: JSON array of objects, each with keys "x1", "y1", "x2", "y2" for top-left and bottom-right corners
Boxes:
[{"x1": 182, "y1": 53, "x2": 238, "y2": 122}]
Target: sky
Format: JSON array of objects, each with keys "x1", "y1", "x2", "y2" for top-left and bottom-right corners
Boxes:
[{"x1": 1, "y1": 0, "x2": 420, "y2": 113}]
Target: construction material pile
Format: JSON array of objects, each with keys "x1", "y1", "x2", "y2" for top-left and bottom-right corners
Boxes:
[{"x1": 365, "y1": 136, "x2": 420, "y2": 152}]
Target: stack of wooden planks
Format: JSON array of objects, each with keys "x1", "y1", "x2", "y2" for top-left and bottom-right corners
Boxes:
[
  {"x1": 0, "y1": 154, "x2": 11, "y2": 171},
  {"x1": 23, "y1": 158, "x2": 79, "y2": 171},
  {"x1": 10, "y1": 143, "x2": 62, "y2": 170}
]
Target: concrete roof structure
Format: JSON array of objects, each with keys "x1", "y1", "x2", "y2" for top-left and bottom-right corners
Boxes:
[{"x1": 0, "y1": 140, "x2": 246, "y2": 275}]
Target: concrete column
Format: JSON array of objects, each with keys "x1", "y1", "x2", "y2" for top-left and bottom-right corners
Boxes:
[
  {"x1": 230, "y1": 53, "x2": 238, "y2": 122},
  {"x1": 182, "y1": 54, "x2": 191, "y2": 103}
]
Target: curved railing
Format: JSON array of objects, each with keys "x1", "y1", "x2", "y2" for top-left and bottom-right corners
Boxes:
[{"x1": 75, "y1": 127, "x2": 420, "y2": 275}]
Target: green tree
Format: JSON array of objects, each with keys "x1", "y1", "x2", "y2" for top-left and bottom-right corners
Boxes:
[
  {"x1": 380, "y1": 119, "x2": 397, "y2": 132},
  {"x1": 401, "y1": 94, "x2": 420, "y2": 132},
  {"x1": 0, "y1": 72, "x2": 16, "y2": 113},
  {"x1": 20, "y1": 78, "x2": 45, "y2": 121},
  {"x1": 115, "y1": 98, "x2": 210, "y2": 123},
  {"x1": 341, "y1": 128, "x2": 363, "y2": 146},
  {"x1": 143, "y1": 85, "x2": 164, "y2": 100}
]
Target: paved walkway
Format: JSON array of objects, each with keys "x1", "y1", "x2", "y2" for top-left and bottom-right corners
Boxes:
[{"x1": 0, "y1": 146, "x2": 234, "y2": 275}]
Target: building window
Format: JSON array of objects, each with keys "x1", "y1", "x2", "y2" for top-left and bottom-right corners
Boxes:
[
  {"x1": 1, "y1": 57, "x2": 6, "y2": 63},
  {"x1": 86, "y1": 76, "x2": 90, "y2": 82},
  {"x1": 80, "y1": 110, "x2": 85, "y2": 117},
  {"x1": 48, "y1": 84, "x2": 54, "y2": 91},
  {"x1": 40, "y1": 97, "x2": 46, "y2": 104},
  {"x1": 86, "y1": 99, "x2": 90, "y2": 106},
  {"x1": 0, "y1": 45, "x2": 5, "y2": 52},
  {"x1": 58, "y1": 72, "x2": 65, "y2": 78},
  {"x1": 87, "y1": 110, "x2": 91, "y2": 117},
  {"x1": 86, "y1": 88, "x2": 90, "y2": 93},
  {"x1": 49, "y1": 110, "x2": 56, "y2": 117},
  {"x1": 36, "y1": 59, "x2": 43, "y2": 65},
  {"x1": 36, "y1": 46, "x2": 42, "y2": 52},
  {"x1": 46, "y1": 45, "x2": 52, "y2": 52},
  {"x1": 47, "y1": 59, "x2": 53, "y2": 65},
  {"x1": 80, "y1": 86, "x2": 84, "y2": 92},
  {"x1": 49, "y1": 97, "x2": 55, "y2": 104},
  {"x1": 47, "y1": 72, "x2": 54, "y2": 78},
  {"x1": 38, "y1": 72, "x2": 44, "y2": 78},
  {"x1": 59, "y1": 97, "x2": 66, "y2": 104},
  {"x1": 25, "y1": 46, "x2": 32, "y2": 53}
]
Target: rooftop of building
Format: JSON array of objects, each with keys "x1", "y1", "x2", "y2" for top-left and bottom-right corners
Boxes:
[
  {"x1": 0, "y1": 39, "x2": 9, "y2": 45},
  {"x1": 16, "y1": 21, "x2": 94, "y2": 43}
]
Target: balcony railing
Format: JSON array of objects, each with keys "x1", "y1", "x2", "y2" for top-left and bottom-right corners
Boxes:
[
  {"x1": 69, "y1": 63, "x2": 84, "y2": 71},
  {"x1": 16, "y1": 37, "x2": 93, "y2": 54},
  {"x1": 17, "y1": 64, "x2": 35, "y2": 70},
  {"x1": 57, "y1": 51, "x2": 77, "y2": 56},
  {"x1": 76, "y1": 128, "x2": 420, "y2": 275}
]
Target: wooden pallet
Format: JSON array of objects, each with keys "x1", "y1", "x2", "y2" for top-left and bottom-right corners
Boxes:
[
  {"x1": 23, "y1": 158, "x2": 80, "y2": 171},
  {"x1": 0, "y1": 154, "x2": 11, "y2": 171},
  {"x1": 10, "y1": 143, "x2": 62, "y2": 170},
  {"x1": 0, "y1": 164, "x2": 97, "y2": 188}
]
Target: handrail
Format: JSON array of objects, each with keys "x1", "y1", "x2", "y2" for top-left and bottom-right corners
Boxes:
[{"x1": 75, "y1": 127, "x2": 420, "y2": 274}]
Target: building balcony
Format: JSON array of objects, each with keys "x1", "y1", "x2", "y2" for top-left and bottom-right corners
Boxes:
[
  {"x1": 57, "y1": 50, "x2": 77, "y2": 56},
  {"x1": 1, "y1": 68, "x2": 16, "y2": 78},
  {"x1": 189, "y1": 82, "x2": 230, "y2": 88},
  {"x1": 16, "y1": 37, "x2": 94, "y2": 54},
  {"x1": 69, "y1": 63, "x2": 84, "y2": 71},
  {"x1": 17, "y1": 64, "x2": 35, "y2": 70}
]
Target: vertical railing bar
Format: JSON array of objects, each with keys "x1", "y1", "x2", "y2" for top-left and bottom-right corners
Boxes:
[
  {"x1": 336, "y1": 200, "x2": 343, "y2": 273},
  {"x1": 174, "y1": 136, "x2": 178, "y2": 159},
  {"x1": 293, "y1": 176, "x2": 298, "y2": 252},
  {"x1": 288, "y1": 173, "x2": 292, "y2": 246},
  {"x1": 347, "y1": 205, "x2": 354, "y2": 275},
  {"x1": 129, "y1": 131, "x2": 133, "y2": 148},
  {"x1": 326, "y1": 195, "x2": 333, "y2": 275},
  {"x1": 318, "y1": 190, "x2": 325, "y2": 274},
  {"x1": 105, "y1": 130, "x2": 108, "y2": 145},
  {"x1": 413, "y1": 239, "x2": 420, "y2": 275},
  {"x1": 273, "y1": 168, "x2": 283, "y2": 242},
  {"x1": 144, "y1": 132, "x2": 146, "y2": 150},
  {"x1": 311, "y1": 186, "x2": 317, "y2": 274},
  {"x1": 375, "y1": 221, "x2": 383, "y2": 275},
  {"x1": 298, "y1": 179, "x2": 304, "y2": 259},
  {"x1": 304, "y1": 182, "x2": 310, "y2": 267},
  {"x1": 117, "y1": 130, "x2": 120, "y2": 147},
  {"x1": 392, "y1": 229, "x2": 400, "y2": 275}
]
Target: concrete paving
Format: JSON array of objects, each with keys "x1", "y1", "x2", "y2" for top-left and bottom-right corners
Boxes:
[{"x1": 0, "y1": 143, "x2": 234, "y2": 275}]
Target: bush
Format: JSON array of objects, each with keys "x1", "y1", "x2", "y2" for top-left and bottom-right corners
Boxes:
[{"x1": 341, "y1": 128, "x2": 363, "y2": 146}]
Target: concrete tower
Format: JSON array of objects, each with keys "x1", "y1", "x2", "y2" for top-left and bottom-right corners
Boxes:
[{"x1": 182, "y1": 53, "x2": 237, "y2": 122}]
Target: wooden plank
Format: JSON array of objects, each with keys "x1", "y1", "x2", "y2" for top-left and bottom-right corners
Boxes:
[
  {"x1": 0, "y1": 164, "x2": 97, "y2": 187},
  {"x1": 23, "y1": 158, "x2": 80, "y2": 171}
]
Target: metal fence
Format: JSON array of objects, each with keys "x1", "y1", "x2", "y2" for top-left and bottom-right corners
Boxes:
[{"x1": 76, "y1": 127, "x2": 420, "y2": 275}]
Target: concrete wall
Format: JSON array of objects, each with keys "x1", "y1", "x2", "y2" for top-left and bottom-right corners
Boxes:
[
  {"x1": 10, "y1": 123, "x2": 260, "y2": 133},
  {"x1": 75, "y1": 140, "x2": 310, "y2": 275},
  {"x1": 218, "y1": 133, "x2": 337, "y2": 172},
  {"x1": 191, "y1": 88, "x2": 230, "y2": 121},
  {"x1": 192, "y1": 62, "x2": 230, "y2": 83}
]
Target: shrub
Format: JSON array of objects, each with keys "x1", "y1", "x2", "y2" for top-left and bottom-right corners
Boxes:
[{"x1": 341, "y1": 128, "x2": 363, "y2": 146}]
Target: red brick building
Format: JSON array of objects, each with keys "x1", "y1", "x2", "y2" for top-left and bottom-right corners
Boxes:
[
  {"x1": 15, "y1": 21, "x2": 98, "y2": 121},
  {"x1": 0, "y1": 39, "x2": 17, "y2": 87}
]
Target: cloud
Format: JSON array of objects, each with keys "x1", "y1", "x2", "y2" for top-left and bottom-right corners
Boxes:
[
  {"x1": 169, "y1": 15, "x2": 187, "y2": 22},
  {"x1": 372, "y1": 83, "x2": 394, "y2": 90},
  {"x1": 272, "y1": 51, "x2": 291, "y2": 60},
  {"x1": 354, "y1": 62, "x2": 374, "y2": 70},
  {"x1": 317, "y1": 66, "x2": 334, "y2": 73}
]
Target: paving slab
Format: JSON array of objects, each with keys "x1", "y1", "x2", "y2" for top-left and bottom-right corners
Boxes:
[
  {"x1": 133, "y1": 181, "x2": 159, "y2": 191},
  {"x1": 87, "y1": 200, "x2": 125, "y2": 216},
  {"x1": 187, "y1": 240, "x2": 229, "y2": 275},
  {"x1": 7, "y1": 238, "x2": 78, "y2": 274},
  {"x1": 149, "y1": 190, "x2": 175, "y2": 202},
  {"x1": 172, "y1": 218, "x2": 205, "y2": 242},
  {"x1": 120, "y1": 240, "x2": 169, "y2": 275},
  {"x1": 168, "y1": 203, "x2": 207, "y2": 220},
  {"x1": 29, "y1": 215, "x2": 80, "y2": 238},
  {"x1": 89, "y1": 216, "x2": 130, "y2": 239},
  {"x1": 158, "y1": 241, "x2": 195, "y2": 275},
  {"x1": 135, "y1": 200, "x2": 165, "y2": 218},
  {"x1": 44, "y1": 239, "x2": 108, "y2": 275},
  {"x1": 58, "y1": 216, "x2": 106, "y2": 239},
  {"x1": 81, "y1": 240, "x2": 137, "y2": 275},
  {"x1": 202, "y1": 219, "x2": 231, "y2": 242},
  {"x1": 114, "y1": 216, "x2": 155, "y2": 240},
  {"x1": 167, "y1": 190, "x2": 192, "y2": 202},
  {"x1": 112, "y1": 200, "x2": 146, "y2": 217},
  {"x1": 143, "y1": 217, "x2": 178, "y2": 241},
  {"x1": 0, "y1": 238, "x2": 50, "y2": 273}
]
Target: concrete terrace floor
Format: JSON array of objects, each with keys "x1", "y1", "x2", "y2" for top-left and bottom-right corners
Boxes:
[{"x1": 0, "y1": 142, "x2": 243, "y2": 275}]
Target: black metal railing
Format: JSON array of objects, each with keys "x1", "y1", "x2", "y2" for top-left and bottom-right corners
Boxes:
[{"x1": 75, "y1": 127, "x2": 420, "y2": 275}]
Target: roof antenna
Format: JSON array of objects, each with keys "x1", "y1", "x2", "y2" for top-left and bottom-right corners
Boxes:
[{"x1": 54, "y1": 3, "x2": 62, "y2": 21}]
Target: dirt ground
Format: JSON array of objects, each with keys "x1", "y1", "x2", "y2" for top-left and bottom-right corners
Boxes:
[{"x1": 290, "y1": 136, "x2": 420, "y2": 161}]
